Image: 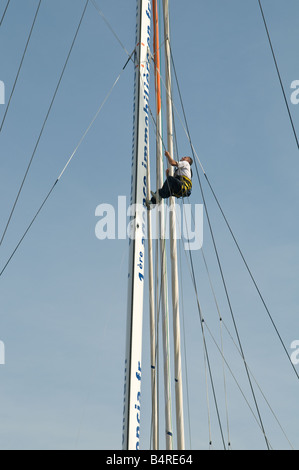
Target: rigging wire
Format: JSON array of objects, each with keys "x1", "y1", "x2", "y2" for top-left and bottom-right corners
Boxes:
[
  {"x1": 178, "y1": 239, "x2": 192, "y2": 449},
  {"x1": 173, "y1": 112, "x2": 218, "y2": 451},
  {"x1": 192, "y1": 280, "x2": 293, "y2": 450},
  {"x1": 177, "y1": 148, "x2": 292, "y2": 447},
  {"x1": 181, "y1": 192, "x2": 233, "y2": 448},
  {"x1": 148, "y1": 56, "x2": 213, "y2": 448},
  {"x1": 179, "y1": 208, "x2": 274, "y2": 448},
  {"x1": 146, "y1": 103, "x2": 172, "y2": 450},
  {"x1": 90, "y1": 0, "x2": 130, "y2": 57},
  {"x1": 0, "y1": 0, "x2": 42, "y2": 133},
  {"x1": 200, "y1": 249, "x2": 232, "y2": 449},
  {"x1": 257, "y1": 0, "x2": 299, "y2": 151},
  {"x1": 0, "y1": 0, "x2": 89, "y2": 250},
  {"x1": 168, "y1": 40, "x2": 270, "y2": 450},
  {"x1": 180, "y1": 199, "x2": 226, "y2": 450},
  {"x1": 1, "y1": 0, "x2": 296, "y2": 449},
  {"x1": 196, "y1": 318, "x2": 275, "y2": 448},
  {"x1": 173, "y1": 113, "x2": 192, "y2": 449},
  {"x1": 91, "y1": 0, "x2": 167, "y2": 78},
  {"x1": 80, "y1": 0, "x2": 298, "y2": 388},
  {"x1": 198, "y1": 168, "x2": 270, "y2": 450},
  {"x1": 133, "y1": 16, "x2": 296, "y2": 447},
  {"x1": 0, "y1": 0, "x2": 11, "y2": 27},
  {"x1": 220, "y1": 315, "x2": 295, "y2": 449},
  {"x1": 147, "y1": 170, "x2": 174, "y2": 449},
  {"x1": 203, "y1": 336, "x2": 213, "y2": 449},
  {"x1": 147, "y1": 56, "x2": 228, "y2": 450},
  {"x1": 167, "y1": 41, "x2": 299, "y2": 383},
  {"x1": 155, "y1": 235, "x2": 173, "y2": 449},
  {"x1": 184, "y1": 198, "x2": 292, "y2": 448},
  {"x1": 201, "y1": 176, "x2": 299, "y2": 383},
  {"x1": 147, "y1": 34, "x2": 270, "y2": 447},
  {"x1": 0, "y1": 55, "x2": 131, "y2": 279}
]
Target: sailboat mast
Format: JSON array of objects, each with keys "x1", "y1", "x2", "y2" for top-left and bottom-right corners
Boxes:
[
  {"x1": 147, "y1": 160, "x2": 158, "y2": 450},
  {"x1": 162, "y1": 0, "x2": 185, "y2": 450},
  {"x1": 153, "y1": 0, "x2": 173, "y2": 451},
  {"x1": 122, "y1": 0, "x2": 152, "y2": 450}
]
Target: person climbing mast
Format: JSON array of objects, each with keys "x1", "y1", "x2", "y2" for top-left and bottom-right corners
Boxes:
[{"x1": 146, "y1": 151, "x2": 193, "y2": 208}]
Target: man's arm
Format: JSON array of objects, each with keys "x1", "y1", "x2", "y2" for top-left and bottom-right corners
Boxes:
[{"x1": 165, "y1": 151, "x2": 178, "y2": 167}]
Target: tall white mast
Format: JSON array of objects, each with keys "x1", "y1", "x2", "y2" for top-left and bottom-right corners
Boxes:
[
  {"x1": 163, "y1": 0, "x2": 185, "y2": 450},
  {"x1": 153, "y1": 0, "x2": 173, "y2": 451},
  {"x1": 147, "y1": 161, "x2": 158, "y2": 450},
  {"x1": 122, "y1": 0, "x2": 152, "y2": 451}
]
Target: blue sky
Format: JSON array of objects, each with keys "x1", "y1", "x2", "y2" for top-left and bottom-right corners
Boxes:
[{"x1": 0, "y1": 0, "x2": 298, "y2": 450}]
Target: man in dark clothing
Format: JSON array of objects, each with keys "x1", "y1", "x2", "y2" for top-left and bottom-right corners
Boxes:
[{"x1": 146, "y1": 151, "x2": 193, "y2": 208}]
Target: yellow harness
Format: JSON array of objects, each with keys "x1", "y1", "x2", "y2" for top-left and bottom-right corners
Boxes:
[{"x1": 173, "y1": 175, "x2": 192, "y2": 198}]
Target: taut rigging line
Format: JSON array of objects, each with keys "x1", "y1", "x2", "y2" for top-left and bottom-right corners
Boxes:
[
  {"x1": 257, "y1": 0, "x2": 299, "y2": 151},
  {"x1": 0, "y1": 54, "x2": 131, "y2": 279},
  {"x1": 0, "y1": 0, "x2": 11, "y2": 27},
  {"x1": 0, "y1": 0, "x2": 42, "y2": 133},
  {"x1": 168, "y1": 40, "x2": 299, "y2": 383},
  {"x1": 0, "y1": 0, "x2": 89, "y2": 250}
]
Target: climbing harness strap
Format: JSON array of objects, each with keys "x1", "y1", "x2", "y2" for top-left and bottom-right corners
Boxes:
[{"x1": 173, "y1": 175, "x2": 192, "y2": 198}]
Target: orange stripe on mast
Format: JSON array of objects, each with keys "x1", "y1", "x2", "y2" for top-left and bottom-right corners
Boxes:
[{"x1": 153, "y1": 0, "x2": 161, "y2": 115}]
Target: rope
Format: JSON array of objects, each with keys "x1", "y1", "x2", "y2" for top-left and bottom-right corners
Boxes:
[
  {"x1": 198, "y1": 171, "x2": 270, "y2": 450},
  {"x1": 0, "y1": 57, "x2": 129, "y2": 279},
  {"x1": 179, "y1": 220, "x2": 275, "y2": 448},
  {"x1": 178, "y1": 239, "x2": 192, "y2": 449},
  {"x1": 182, "y1": 196, "x2": 292, "y2": 448},
  {"x1": 181, "y1": 198, "x2": 226, "y2": 450},
  {"x1": 147, "y1": 53, "x2": 226, "y2": 448},
  {"x1": 200, "y1": 248, "x2": 232, "y2": 449},
  {"x1": 0, "y1": 0, "x2": 89, "y2": 249},
  {"x1": 168, "y1": 39, "x2": 299, "y2": 382},
  {"x1": 0, "y1": 0, "x2": 10, "y2": 27},
  {"x1": 90, "y1": 0, "x2": 130, "y2": 57},
  {"x1": 0, "y1": 180, "x2": 58, "y2": 279},
  {"x1": 0, "y1": 0, "x2": 42, "y2": 133},
  {"x1": 168, "y1": 38, "x2": 271, "y2": 449},
  {"x1": 149, "y1": 210, "x2": 173, "y2": 449},
  {"x1": 198, "y1": 317, "x2": 274, "y2": 448},
  {"x1": 220, "y1": 315, "x2": 294, "y2": 449},
  {"x1": 257, "y1": 0, "x2": 299, "y2": 150},
  {"x1": 203, "y1": 174, "x2": 299, "y2": 383},
  {"x1": 57, "y1": 70, "x2": 125, "y2": 181},
  {"x1": 203, "y1": 339, "x2": 213, "y2": 449},
  {"x1": 147, "y1": 31, "x2": 296, "y2": 447}
]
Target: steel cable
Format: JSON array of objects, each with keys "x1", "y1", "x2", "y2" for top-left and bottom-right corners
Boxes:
[{"x1": 0, "y1": 0, "x2": 89, "y2": 249}]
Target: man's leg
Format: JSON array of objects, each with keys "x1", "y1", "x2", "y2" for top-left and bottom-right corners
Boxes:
[{"x1": 151, "y1": 176, "x2": 182, "y2": 203}]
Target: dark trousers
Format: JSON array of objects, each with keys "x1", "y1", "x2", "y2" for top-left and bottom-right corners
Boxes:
[{"x1": 151, "y1": 176, "x2": 182, "y2": 203}]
